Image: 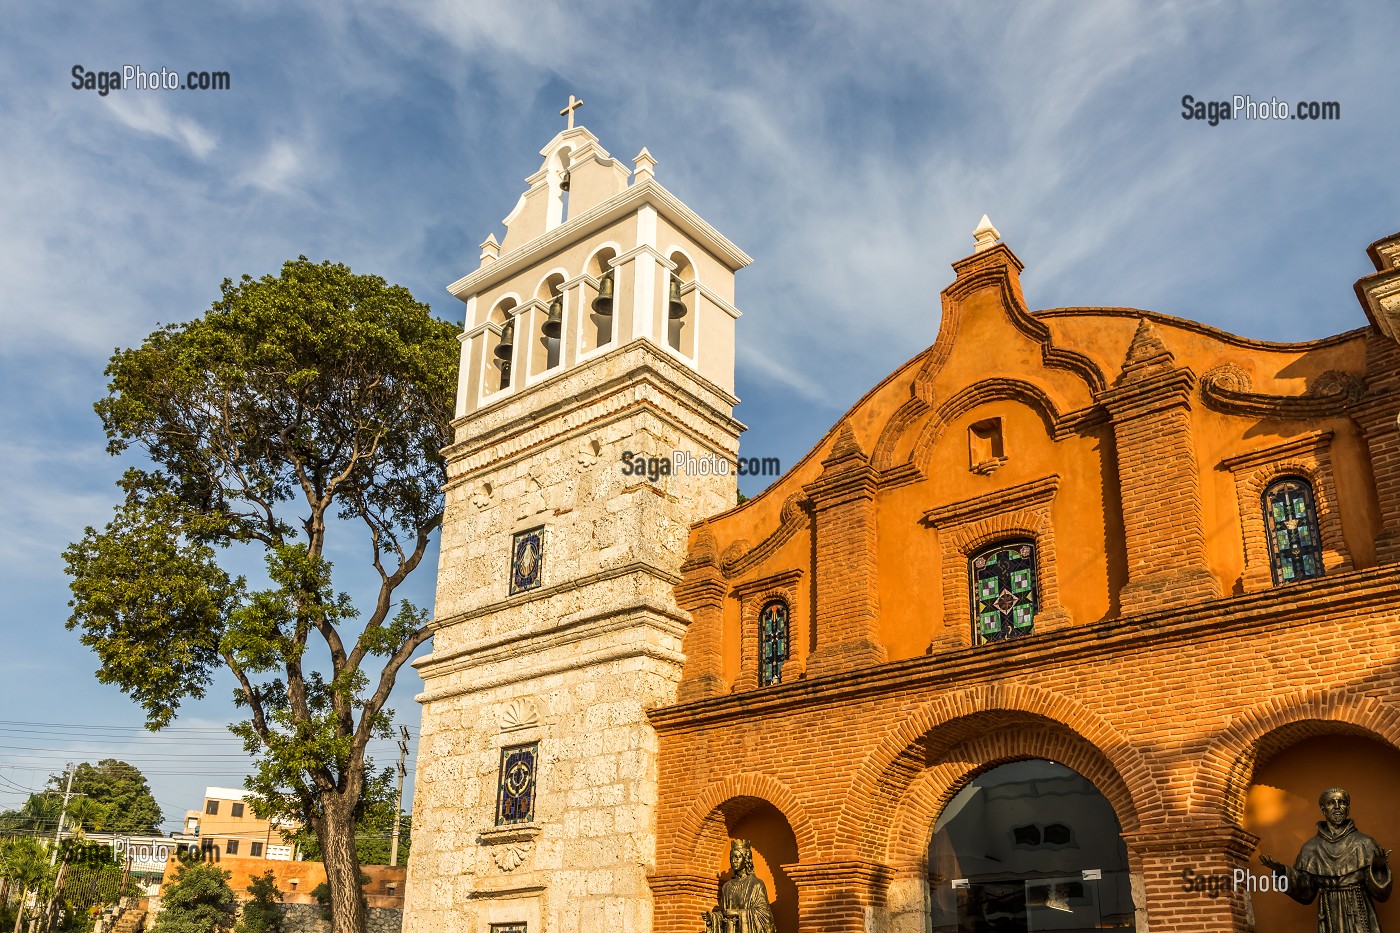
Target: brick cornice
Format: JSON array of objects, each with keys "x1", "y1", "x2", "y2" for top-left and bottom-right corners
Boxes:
[
  {"x1": 646, "y1": 871, "x2": 717, "y2": 899},
  {"x1": 1121, "y1": 822, "x2": 1260, "y2": 859},
  {"x1": 675, "y1": 572, "x2": 727, "y2": 610},
  {"x1": 648, "y1": 567, "x2": 1400, "y2": 732},
  {"x1": 921, "y1": 475, "x2": 1060, "y2": 528},
  {"x1": 803, "y1": 464, "x2": 878, "y2": 508},
  {"x1": 1097, "y1": 367, "x2": 1197, "y2": 419},
  {"x1": 782, "y1": 859, "x2": 895, "y2": 890},
  {"x1": 1219, "y1": 430, "x2": 1334, "y2": 472},
  {"x1": 731, "y1": 568, "x2": 804, "y2": 602}
]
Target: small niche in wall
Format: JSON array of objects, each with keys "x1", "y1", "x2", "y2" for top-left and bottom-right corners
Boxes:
[{"x1": 969, "y1": 418, "x2": 1006, "y2": 475}]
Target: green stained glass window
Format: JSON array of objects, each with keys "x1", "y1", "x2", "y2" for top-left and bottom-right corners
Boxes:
[
  {"x1": 970, "y1": 541, "x2": 1038, "y2": 645},
  {"x1": 1262, "y1": 478, "x2": 1323, "y2": 586},
  {"x1": 759, "y1": 600, "x2": 789, "y2": 686}
]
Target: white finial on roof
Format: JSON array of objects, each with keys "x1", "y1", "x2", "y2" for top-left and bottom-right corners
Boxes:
[
  {"x1": 633, "y1": 147, "x2": 657, "y2": 182},
  {"x1": 972, "y1": 214, "x2": 1001, "y2": 253},
  {"x1": 479, "y1": 233, "x2": 500, "y2": 264}
]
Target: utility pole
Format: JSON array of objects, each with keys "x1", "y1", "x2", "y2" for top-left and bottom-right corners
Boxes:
[
  {"x1": 49, "y1": 763, "x2": 77, "y2": 866},
  {"x1": 390, "y1": 726, "x2": 409, "y2": 867}
]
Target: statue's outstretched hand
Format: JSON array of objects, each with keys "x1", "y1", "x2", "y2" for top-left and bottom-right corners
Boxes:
[
  {"x1": 1374, "y1": 848, "x2": 1390, "y2": 869},
  {"x1": 1261, "y1": 854, "x2": 1286, "y2": 873}
]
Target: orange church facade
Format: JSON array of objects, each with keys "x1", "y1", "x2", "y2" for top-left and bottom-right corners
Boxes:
[{"x1": 647, "y1": 232, "x2": 1400, "y2": 932}]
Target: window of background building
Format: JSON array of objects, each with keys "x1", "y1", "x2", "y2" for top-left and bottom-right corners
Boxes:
[
  {"x1": 205, "y1": 800, "x2": 219, "y2": 815},
  {"x1": 231, "y1": 802, "x2": 244, "y2": 818},
  {"x1": 225, "y1": 839, "x2": 239, "y2": 855},
  {"x1": 251, "y1": 842, "x2": 263, "y2": 857}
]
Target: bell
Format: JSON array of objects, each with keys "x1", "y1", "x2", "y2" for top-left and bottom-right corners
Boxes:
[
  {"x1": 559, "y1": 171, "x2": 570, "y2": 192},
  {"x1": 542, "y1": 295, "x2": 563, "y2": 339},
  {"x1": 668, "y1": 276, "x2": 688, "y2": 319},
  {"x1": 494, "y1": 320, "x2": 514, "y2": 361},
  {"x1": 591, "y1": 270, "x2": 614, "y2": 315}
]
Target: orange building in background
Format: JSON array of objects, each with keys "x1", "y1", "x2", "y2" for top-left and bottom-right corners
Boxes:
[
  {"x1": 650, "y1": 229, "x2": 1400, "y2": 932},
  {"x1": 183, "y1": 786, "x2": 298, "y2": 861}
]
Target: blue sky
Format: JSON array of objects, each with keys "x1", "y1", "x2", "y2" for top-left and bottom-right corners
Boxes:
[{"x1": 1, "y1": 1, "x2": 1396, "y2": 831}]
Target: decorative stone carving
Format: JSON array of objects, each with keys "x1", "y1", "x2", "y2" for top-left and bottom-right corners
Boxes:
[
  {"x1": 491, "y1": 841, "x2": 534, "y2": 873},
  {"x1": 498, "y1": 698, "x2": 539, "y2": 733}
]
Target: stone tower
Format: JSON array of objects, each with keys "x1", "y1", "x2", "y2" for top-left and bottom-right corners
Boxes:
[{"x1": 403, "y1": 118, "x2": 750, "y2": 933}]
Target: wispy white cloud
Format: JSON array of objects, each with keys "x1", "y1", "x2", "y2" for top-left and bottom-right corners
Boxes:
[{"x1": 105, "y1": 94, "x2": 217, "y2": 159}]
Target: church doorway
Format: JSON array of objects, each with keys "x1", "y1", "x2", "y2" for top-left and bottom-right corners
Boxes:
[{"x1": 927, "y1": 760, "x2": 1137, "y2": 932}]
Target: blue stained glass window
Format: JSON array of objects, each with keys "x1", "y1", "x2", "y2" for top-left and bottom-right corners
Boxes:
[
  {"x1": 496, "y1": 743, "x2": 539, "y2": 825},
  {"x1": 971, "y1": 542, "x2": 1038, "y2": 645},
  {"x1": 759, "y1": 600, "x2": 790, "y2": 686},
  {"x1": 1263, "y1": 478, "x2": 1323, "y2": 585},
  {"x1": 510, "y1": 527, "x2": 545, "y2": 595}
]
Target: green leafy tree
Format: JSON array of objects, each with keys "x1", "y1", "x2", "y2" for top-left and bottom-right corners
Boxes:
[
  {"x1": 235, "y1": 871, "x2": 284, "y2": 933},
  {"x1": 7, "y1": 760, "x2": 164, "y2": 835},
  {"x1": 64, "y1": 258, "x2": 459, "y2": 933},
  {"x1": 152, "y1": 862, "x2": 236, "y2": 933}
]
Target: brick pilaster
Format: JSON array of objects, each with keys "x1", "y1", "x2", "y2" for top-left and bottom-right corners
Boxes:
[
  {"x1": 802, "y1": 424, "x2": 886, "y2": 679},
  {"x1": 648, "y1": 871, "x2": 718, "y2": 933},
  {"x1": 676, "y1": 528, "x2": 729, "y2": 702},
  {"x1": 1356, "y1": 333, "x2": 1400, "y2": 564},
  {"x1": 1120, "y1": 823, "x2": 1259, "y2": 933},
  {"x1": 1097, "y1": 320, "x2": 1219, "y2": 615},
  {"x1": 784, "y1": 860, "x2": 894, "y2": 933}
]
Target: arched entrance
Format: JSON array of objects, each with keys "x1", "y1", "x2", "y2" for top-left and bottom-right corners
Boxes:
[{"x1": 928, "y1": 760, "x2": 1137, "y2": 931}]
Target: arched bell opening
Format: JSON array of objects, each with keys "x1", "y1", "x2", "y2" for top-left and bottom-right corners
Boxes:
[
  {"x1": 533, "y1": 273, "x2": 566, "y2": 375},
  {"x1": 695, "y1": 796, "x2": 799, "y2": 933},
  {"x1": 667, "y1": 251, "x2": 696, "y2": 356},
  {"x1": 1241, "y1": 727, "x2": 1400, "y2": 933},
  {"x1": 486, "y1": 297, "x2": 518, "y2": 394},
  {"x1": 546, "y1": 145, "x2": 574, "y2": 230},
  {"x1": 583, "y1": 246, "x2": 617, "y2": 354},
  {"x1": 927, "y1": 759, "x2": 1138, "y2": 932}
]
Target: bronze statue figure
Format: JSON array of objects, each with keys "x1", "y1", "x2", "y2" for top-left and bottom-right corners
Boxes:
[
  {"x1": 702, "y1": 839, "x2": 776, "y2": 933},
  {"x1": 1261, "y1": 787, "x2": 1392, "y2": 932}
]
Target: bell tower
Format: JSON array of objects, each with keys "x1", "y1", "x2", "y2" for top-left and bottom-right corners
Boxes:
[{"x1": 404, "y1": 108, "x2": 750, "y2": 933}]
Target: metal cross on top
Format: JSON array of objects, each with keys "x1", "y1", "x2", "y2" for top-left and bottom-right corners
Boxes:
[{"x1": 560, "y1": 95, "x2": 583, "y2": 129}]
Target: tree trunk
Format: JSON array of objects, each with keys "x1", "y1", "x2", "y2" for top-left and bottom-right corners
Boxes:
[
  {"x1": 12, "y1": 887, "x2": 27, "y2": 933},
  {"x1": 319, "y1": 794, "x2": 368, "y2": 933}
]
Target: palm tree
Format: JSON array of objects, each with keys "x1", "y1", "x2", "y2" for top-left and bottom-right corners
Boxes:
[{"x1": 0, "y1": 837, "x2": 55, "y2": 933}]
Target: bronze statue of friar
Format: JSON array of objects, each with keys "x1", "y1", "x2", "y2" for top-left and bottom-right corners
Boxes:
[
  {"x1": 702, "y1": 839, "x2": 776, "y2": 933},
  {"x1": 1261, "y1": 787, "x2": 1392, "y2": 932}
]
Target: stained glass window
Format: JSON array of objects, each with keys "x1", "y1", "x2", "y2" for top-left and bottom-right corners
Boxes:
[
  {"x1": 510, "y1": 527, "x2": 545, "y2": 595},
  {"x1": 1263, "y1": 478, "x2": 1324, "y2": 585},
  {"x1": 489, "y1": 925, "x2": 527, "y2": 933},
  {"x1": 496, "y1": 743, "x2": 539, "y2": 825},
  {"x1": 759, "y1": 600, "x2": 789, "y2": 686},
  {"x1": 970, "y1": 541, "x2": 1037, "y2": 645}
]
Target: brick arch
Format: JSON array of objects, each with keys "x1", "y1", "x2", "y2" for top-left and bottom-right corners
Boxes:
[
  {"x1": 883, "y1": 727, "x2": 1143, "y2": 873},
  {"x1": 836, "y1": 683, "x2": 1165, "y2": 860},
  {"x1": 664, "y1": 771, "x2": 818, "y2": 869},
  {"x1": 1189, "y1": 690, "x2": 1400, "y2": 824},
  {"x1": 908, "y1": 378, "x2": 1063, "y2": 472}
]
